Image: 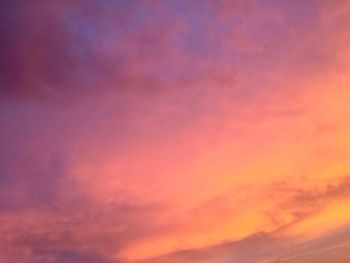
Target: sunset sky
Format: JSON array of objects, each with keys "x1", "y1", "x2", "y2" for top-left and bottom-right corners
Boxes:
[{"x1": 1, "y1": 0, "x2": 350, "y2": 262}]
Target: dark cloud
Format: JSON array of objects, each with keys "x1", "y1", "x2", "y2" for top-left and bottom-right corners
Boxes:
[
  {"x1": 0, "y1": 199, "x2": 165, "y2": 263},
  {"x1": 0, "y1": 0, "x2": 177, "y2": 102},
  {"x1": 39, "y1": 250, "x2": 112, "y2": 263},
  {"x1": 1, "y1": 0, "x2": 344, "y2": 104},
  {"x1": 0, "y1": 152, "x2": 78, "y2": 211},
  {"x1": 0, "y1": 247, "x2": 113, "y2": 263},
  {"x1": 137, "y1": 225, "x2": 350, "y2": 263},
  {"x1": 135, "y1": 232, "x2": 284, "y2": 263},
  {"x1": 204, "y1": 0, "x2": 255, "y2": 17},
  {"x1": 273, "y1": 176, "x2": 350, "y2": 211},
  {"x1": 0, "y1": 0, "x2": 244, "y2": 104},
  {"x1": 292, "y1": 176, "x2": 350, "y2": 204},
  {"x1": 0, "y1": 145, "x2": 168, "y2": 259},
  {"x1": 258, "y1": 176, "x2": 350, "y2": 237},
  {"x1": 271, "y1": 227, "x2": 350, "y2": 263}
]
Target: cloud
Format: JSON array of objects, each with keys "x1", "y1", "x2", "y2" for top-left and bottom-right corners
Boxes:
[
  {"x1": 271, "y1": 226, "x2": 350, "y2": 263},
  {"x1": 2, "y1": 0, "x2": 350, "y2": 262},
  {"x1": 0, "y1": 150, "x2": 81, "y2": 211},
  {"x1": 0, "y1": 147, "x2": 167, "y2": 262},
  {"x1": 50, "y1": 250, "x2": 112, "y2": 263},
  {"x1": 0, "y1": 0, "x2": 275, "y2": 104},
  {"x1": 0, "y1": 1, "x2": 182, "y2": 102},
  {"x1": 1, "y1": 0, "x2": 347, "y2": 104},
  {"x1": 133, "y1": 232, "x2": 280, "y2": 263},
  {"x1": 135, "y1": 225, "x2": 350, "y2": 263},
  {"x1": 0, "y1": 199, "x2": 166, "y2": 262},
  {"x1": 263, "y1": 176, "x2": 350, "y2": 229}
]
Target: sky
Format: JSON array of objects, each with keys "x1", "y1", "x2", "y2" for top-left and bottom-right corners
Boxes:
[{"x1": 1, "y1": 0, "x2": 350, "y2": 262}]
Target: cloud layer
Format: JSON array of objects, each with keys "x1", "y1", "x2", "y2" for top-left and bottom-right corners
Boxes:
[{"x1": 2, "y1": 0, "x2": 350, "y2": 262}]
